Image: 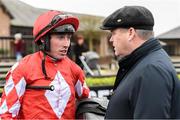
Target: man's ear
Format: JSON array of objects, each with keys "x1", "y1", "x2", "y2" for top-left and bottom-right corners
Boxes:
[
  {"x1": 128, "y1": 27, "x2": 135, "y2": 41},
  {"x1": 40, "y1": 38, "x2": 45, "y2": 43}
]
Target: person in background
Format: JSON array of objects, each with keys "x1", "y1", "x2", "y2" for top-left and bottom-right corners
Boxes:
[
  {"x1": 74, "y1": 34, "x2": 88, "y2": 68},
  {"x1": 100, "y1": 6, "x2": 180, "y2": 119},
  {"x1": 0, "y1": 10, "x2": 90, "y2": 119},
  {"x1": 14, "y1": 33, "x2": 25, "y2": 61}
]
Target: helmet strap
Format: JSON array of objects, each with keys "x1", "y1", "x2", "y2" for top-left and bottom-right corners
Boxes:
[
  {"x1": 44, "y1": 51, "x2": 59, "y2": 61},
  {"x1": 41, "y1": 53, "x2": 50, "y2": 80}
]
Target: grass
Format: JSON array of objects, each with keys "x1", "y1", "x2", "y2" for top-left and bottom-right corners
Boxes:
[
  {"x1": 86, "y1": 76, "x2": 115, "y2": 87},
  {"x1": 0, "y1": 88, "x2": 3, "y2": 93},
  {"x1": 178, "y1": 74, "x2": 180, "y2": 79}
]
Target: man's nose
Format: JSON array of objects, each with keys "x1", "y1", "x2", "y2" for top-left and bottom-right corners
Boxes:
[
  {"x1": 64, "y1": 37, "x2": 69, "y2": 41},
  {"x1": 109, "y1": 36, "x2": 113, "y2": 42},
  {"x1": 63, "y1": 37, "x2": 70, "y2": 47}
]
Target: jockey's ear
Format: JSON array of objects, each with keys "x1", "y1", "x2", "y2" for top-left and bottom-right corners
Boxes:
[{"x1": 40, "y1": 39, "x2": 45, "y2": 43}]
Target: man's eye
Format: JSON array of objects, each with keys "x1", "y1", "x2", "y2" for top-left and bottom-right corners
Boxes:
[
  {"x1": 55, "y1": 34, "x2": 72, "y2": 40},
  {"x1": 57, "y1": 35, "x2": 65, "y2": 39},
  {"x1": 67, "y1": 35, "x2": 72, "y2": 39}
]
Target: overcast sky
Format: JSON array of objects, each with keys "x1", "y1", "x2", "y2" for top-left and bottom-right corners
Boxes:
[{"x1": 19, "y1": 0, "x2": 180, "y2": 36}]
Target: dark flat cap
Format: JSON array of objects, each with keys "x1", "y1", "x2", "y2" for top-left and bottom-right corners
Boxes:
[{"x1": 100, "y1": 6, "x2": 154, "y2": 30}]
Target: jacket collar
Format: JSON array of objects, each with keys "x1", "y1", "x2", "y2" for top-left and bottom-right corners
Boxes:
[
  {"x1": 113, "y1": 38, "x2": 162, "y2": 90},
  {"x1": 119, "y1": 38, "x2": 162, "y2": 69}
]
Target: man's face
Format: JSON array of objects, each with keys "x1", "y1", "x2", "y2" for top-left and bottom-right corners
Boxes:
[
  {"x1": 77, "y1": 38, "x2": 84, "y2": 45},
  {"x1": 48, "y1": 33, "x2": 72, "y2": 59},
  {"x1": 109, "y1": 28, "x2": 131, "y2": 57}
]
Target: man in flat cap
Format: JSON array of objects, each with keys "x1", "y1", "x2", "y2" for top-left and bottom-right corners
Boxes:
[{"x1": 100, "y1": 6, "x2": 180, "y2": 119}]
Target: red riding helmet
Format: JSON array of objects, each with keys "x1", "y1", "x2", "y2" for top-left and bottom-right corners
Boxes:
[{"x1": 33, "y1": 10, "x2": 79, "y2": 43}]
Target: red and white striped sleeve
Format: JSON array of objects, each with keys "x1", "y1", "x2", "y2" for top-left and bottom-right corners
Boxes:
[
  {"x1": 74, "y1": 67, "x2": 90, "y2": 99},
  {"x1": 0, "y1": 62, "x2": 26, "y2": 119}
]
